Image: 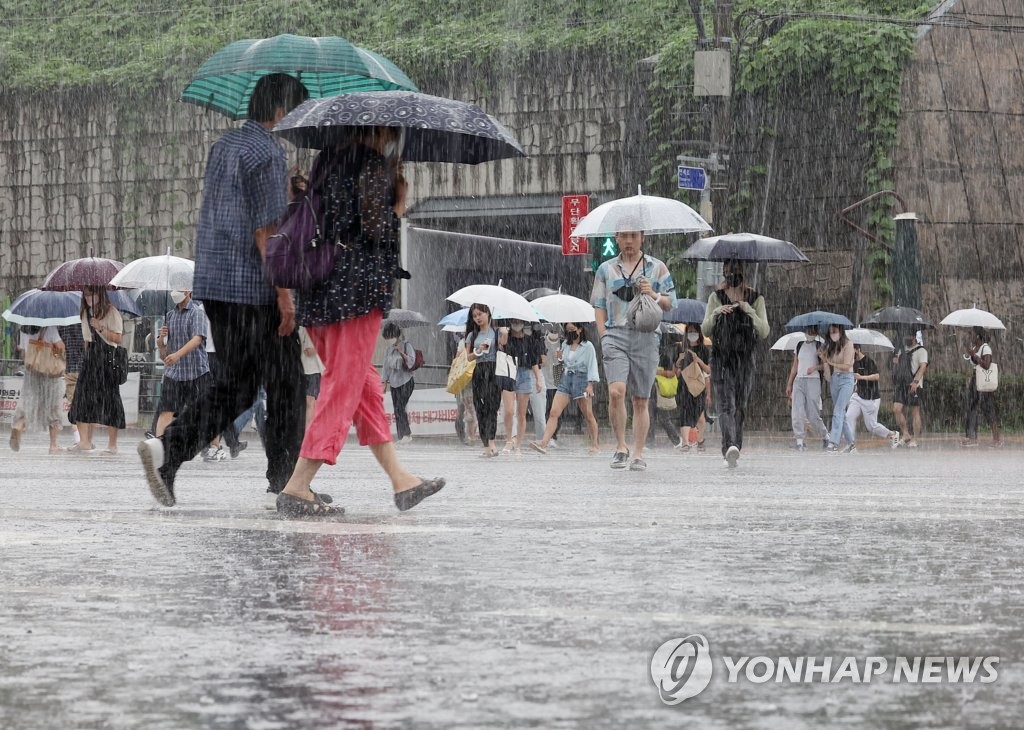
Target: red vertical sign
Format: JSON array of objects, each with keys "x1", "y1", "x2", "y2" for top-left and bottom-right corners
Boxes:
[{"x1": 561, "y1": 194, "x2": 590, "y2": 256}]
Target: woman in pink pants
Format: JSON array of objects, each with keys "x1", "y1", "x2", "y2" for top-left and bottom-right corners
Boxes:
[{"x1": 277, "y1": 127, "x2": 445, "y2": 517}]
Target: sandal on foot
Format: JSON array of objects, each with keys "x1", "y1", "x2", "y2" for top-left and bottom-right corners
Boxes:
[
  {"x1": 9, "y1": 429, "x2": 22, "y2": 452},
  {"x1": 528, "y1": 440, "x2": 547, "y2": 454},
  {"x1": 394, "y1": 478, "x2": 446, "y2": 512},
  {"x1": 276, "y1": 492, "x2": 344, "y2": 518}
]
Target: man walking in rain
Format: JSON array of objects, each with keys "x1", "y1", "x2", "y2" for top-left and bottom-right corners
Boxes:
[
  {"x1": 701, "y1": 259, "x2": 769, "y2": 468},
  {"x1": 591, "y1": 229, "x2": 675, "y2": 471},
  {"x1": 138, "y1": 73, "x2": 311, "y2": 507}
]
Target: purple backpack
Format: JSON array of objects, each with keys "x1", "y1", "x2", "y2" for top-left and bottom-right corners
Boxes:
[{"x1": 264, "y1": 159, "x2": 336, "y2": 289}]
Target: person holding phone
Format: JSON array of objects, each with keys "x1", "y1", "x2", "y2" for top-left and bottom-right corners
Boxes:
[
  {"x1": 466, "y1": 303, "x2": 506, "y2": 457},
  {"x1": 529, "y1": 322, "x2": 600, "y2": 455}
]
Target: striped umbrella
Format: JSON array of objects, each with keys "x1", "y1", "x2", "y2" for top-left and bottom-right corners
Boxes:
[{"x1": 181, "y1": 34, "x2": 417, "y2": 120}]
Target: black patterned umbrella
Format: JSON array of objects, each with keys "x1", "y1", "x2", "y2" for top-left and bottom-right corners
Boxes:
[{"x1": 273, "y1": 91, "x2": 525, "y2": 164}]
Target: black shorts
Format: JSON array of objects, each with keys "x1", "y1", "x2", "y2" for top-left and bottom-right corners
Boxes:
[
  {"x1": 159, "y1": 373, "x2": 211, "y2": 415},
  {"x1": 893, "y1": 384, "x2": 924, "y2": 408},
  {"x1": 305, "y1": 373, "x2": 321, "y2": 398}
]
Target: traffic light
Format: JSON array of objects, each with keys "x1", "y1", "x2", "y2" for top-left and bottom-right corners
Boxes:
[{"x1": 590, "y1": 236, "x2": 618, "y2": 272}]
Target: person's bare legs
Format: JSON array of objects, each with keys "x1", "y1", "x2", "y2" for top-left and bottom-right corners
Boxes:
[
  {"x1": 155, "y1": 411, "x2": 174, "y2": 437},
  {"x1": 911, "y1": 406, "x2": 923, "y2": 444},
  {"x1": 608, "y1": 381, "x2": 628, "y2": 453},
  {"x1": 282, "y1": 442, "x2": 425, "y2": 503},
  {"x1": 501, "y1": 390, "x2": 516, "y2": 449},
  {"x1": 578, "y1": 397, "x2": 600, "y2": 453},
  {"x1": 632, "y1": 395, "x2": 651, "y2": 460},
  {"x1": 515, "y1": 393, "x2": 530, "y2": 447},
  {"x1": 305, "y1": 395, "x2": 316, "y2": 429},
  {"x1": 48, "y1": 425, "x2": 60, "y2": 453},
  {"x1": 106, "y1": 426, "x2": 118, "y2": 452},
  {"x1": 697, "y1": 413, "x2": 707, "y2": 444},
  {"x1": 893, "y1": 403, "x2": 909, "y2": 441},
  {"x1": 77, "y1": 423, "x2": 95, "y2": 450},
  {"x1": 281, "y1": 457, "x2": 324, "y2": 501},
  {"x1": 535, "y1": 393, "x2": 570, "y2": 448}
]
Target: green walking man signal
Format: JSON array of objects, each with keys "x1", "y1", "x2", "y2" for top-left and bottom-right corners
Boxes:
[{"x1": 590, "y1": 236, "x2": 619, "y2": 272}]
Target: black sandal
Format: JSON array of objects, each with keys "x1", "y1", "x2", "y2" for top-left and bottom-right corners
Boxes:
[
  {"x1": 394, "y1": 477, "x2": 446, "y2": 512},
  {"x1": 276, "y1": 491, "x2": 344, "y2": 517}
]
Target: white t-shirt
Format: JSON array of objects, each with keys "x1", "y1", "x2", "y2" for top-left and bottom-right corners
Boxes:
[
  {"x1": 795, "y1": 339, "x2": 820, "y2": 379},
  {"x1": 975, "y1": 343, "x2": 992, "y2": 360},
  {"x1": 911, "y1": 347, "x2": 928, "y2": 386}
]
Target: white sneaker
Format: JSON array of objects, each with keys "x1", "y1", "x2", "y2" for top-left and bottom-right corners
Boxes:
[
  {"x1": 891, "y1": 431, "x2": 901, "y2": 449},
  {"x1": 398, "y1": 435, "x2": 413, "y2": 445},
  {"x1": 725, "y1": 445, "x2": 740, "y2": 468},
  {"x1": 264, "y1": 492, "x2": 279, "y2": 510},
  {"x1": 548, "y1": 439, "x2": 559, "y2": 449},
  {"x1": 137, "y1": 438, "x2": 173, "y2": 507}
]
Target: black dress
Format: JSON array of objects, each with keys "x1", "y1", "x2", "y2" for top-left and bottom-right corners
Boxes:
[{"x1": 68, "y1": 319, "x2": 126, "y2": 429}]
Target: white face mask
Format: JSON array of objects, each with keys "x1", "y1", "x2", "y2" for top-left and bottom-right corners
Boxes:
[
  {"x1": 546, "y1": 333, "x2": 560, "y2": 343},
  {"x1": 830, "y1": 332, "x2": 841, "y2": 342},
  {"x1": 511, "y1": 323, "x2": 524, "y2": 333},
  {"x1": 170, "y1": 290, "x2": 187, "y2": 305},
  {"x1": 687, "y1": 333, "x2": 700, "y2": 343}
]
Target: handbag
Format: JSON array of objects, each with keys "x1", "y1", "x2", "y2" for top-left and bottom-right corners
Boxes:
[
  {"x1": 626, "y1": 293, "x2": 663, "y2": 333},
  {"x1": 681, "y1": 360, "x2": 707, "y2": 396},
  {"x1": 26, "y1": 338, "x2": 66, "y2": 377},
  {"x1": 976, "y1": 362, "x2": 998, "y2": 392},
  {"x1": 91, "y1": 328, "x2": 128, "y2": 385},
  {"x1": 264, "y1": 157, "x2": 337, "y2": 289},
  {"x1": 446, "y1": 348, "x2": 475, "y2": 394},
  {"x1": 495, "y1": 349, "x2": 518, "y2": 382}
]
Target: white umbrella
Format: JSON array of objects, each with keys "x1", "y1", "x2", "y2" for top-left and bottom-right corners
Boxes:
[
  {"x1": 529, "y1": 294, "x2": 595, "y2": 324},
  {"x1": 109, "y1": 254, "x2": 195, "y2": 291},
  {"x1": 846, "y1": 328, "x2": 895, "y2": 352},
  {"x1": 939, "y1": 308, "x2": 1006, "y2": 330},
  {"x1": 569, "y1": 186, "x2": 712, "y2": 238},
  {"x1": 447, "y1": 284, "x2": 539, "y2": 322},
  {"x1": 771, "y1": 332, "x2": 823, "y2": 351}
]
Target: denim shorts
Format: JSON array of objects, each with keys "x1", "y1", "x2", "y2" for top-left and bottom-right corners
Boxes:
[
  {"x1": 514, "y1": 367, "x2": 536, "y2": 394},
  {"x1": 556, "y1": 370, "x2": 589, "y2": 400}
]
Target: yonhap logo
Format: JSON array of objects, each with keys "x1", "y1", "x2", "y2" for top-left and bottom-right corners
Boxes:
[{"x1": 650, "y1": 634, "x2": 713, "y2": 705}]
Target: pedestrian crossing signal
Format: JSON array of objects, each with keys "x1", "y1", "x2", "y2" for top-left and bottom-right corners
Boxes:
[{"x1": 590, "y1": 236, "x2": 618, "y2": 272}]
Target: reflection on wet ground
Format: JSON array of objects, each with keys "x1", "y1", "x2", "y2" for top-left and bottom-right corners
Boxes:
[{"x1": 1, "y1": 435, "x2": 1021, "y2": 727}]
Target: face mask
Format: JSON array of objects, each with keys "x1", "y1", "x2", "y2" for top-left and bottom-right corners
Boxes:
[
  {"x1": 687, "y1": 333, "x2": 700, "y2": 343},
  {"x1": 725, "y1": 273, "x2": 743, "y2": 288},
  {"x1": 546, "y1": 333, "x2": 560, "y2": 343},
  {"x1": 806, "y1": 333, "x2": 817, "y2": 341},
  {"x1": 511, "y1": 323, "x2": 524, "y2": 333},
  {"x1": 830, "y1": 332, "x2": 841, "y2": 342},
  {"x1": 566, "y1": 331, "x2": 580, "y2": 342},
  {"x1": 170, "y1": 290, "x2": 186, "y2": 305}
]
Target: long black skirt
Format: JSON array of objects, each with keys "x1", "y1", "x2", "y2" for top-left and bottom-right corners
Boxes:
[{"x1": 68, "y1": 343, "x2": 126, "y2": 429}]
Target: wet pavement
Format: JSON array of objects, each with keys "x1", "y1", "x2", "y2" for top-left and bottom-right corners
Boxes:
[{"x1": 1, "y1": 429, "x2": 1022, "y2": 728}]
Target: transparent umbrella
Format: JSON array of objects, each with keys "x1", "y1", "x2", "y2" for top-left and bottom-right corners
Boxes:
[
  {"x1": 109, "y1": 254, "x2": 194, "y2": 291},
  {"x1": 569, "y1": 187, "x2": 712, "y2": 237},
  {"x1": 529, "y1": 294, "x2": 595, "y2": 324},
  {"x1": 939, "y1": 308, "x2": 1005, "y2": 330},
  {"x1": 447, "y1": 284, "x2": 539, "y2": 322}
]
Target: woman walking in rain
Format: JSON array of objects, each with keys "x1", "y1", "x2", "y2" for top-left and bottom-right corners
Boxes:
[
  {"x1": 529, "y1": 322, "x2": 600, "y2": 454},
  {"x1": 820, "y1": 323, "x2": 856, "y2": 452},
  {"x1": 503, "y1": 318, "x2": 545, "y2": 455},
  {"x1": 9, "y1": 325, "x2": 66, "y2": 455},
  {"x1": 276, "y1": 126, "x2": 445, "y2": 516},
  {"x1": 380, "y1": 322, "x2": 417, "y2": 444},
  {"x1": 676, "y1": 323, "x2": 712, "y2": 452},
  {"x1": 69, "y1": 286, "x2": 125, "y2": 455},
  {"x1": 961, "y1": 326, "x2": 1001, "y2": 448},
  {"x1": 466, "y1": 303, "x2": 506, "y2": 458},
  {"x1": 846, "y1": 344, "x2": 901, "y2": 450}
]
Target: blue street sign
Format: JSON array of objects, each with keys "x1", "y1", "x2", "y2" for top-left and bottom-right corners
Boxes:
[{"x1": 677, "y1": 165, "x2": 707, "y2": 191}]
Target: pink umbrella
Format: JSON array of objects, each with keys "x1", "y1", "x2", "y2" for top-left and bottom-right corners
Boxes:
[{"x1": 41, "y1": 256, "x2": 124, "y2": 291}]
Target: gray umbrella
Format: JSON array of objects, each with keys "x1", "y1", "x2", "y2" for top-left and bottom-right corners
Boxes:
[
  {"x1": 860, "y1": 306, "x2": 934, "y2": 330},
  {"x1": 681, "y1": 232, "x2": 809, "y2": 262},
  {"x1": 381, "y1": 308, "x2": 431, "y2": 328},
  {"x1": 273, "y1": 91, "x2": 526, "y2": 165}
]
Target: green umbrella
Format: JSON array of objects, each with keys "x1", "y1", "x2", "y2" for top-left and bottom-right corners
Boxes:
[{"x1": 181, "y1": 34, "x2": 418, "y2": 120}]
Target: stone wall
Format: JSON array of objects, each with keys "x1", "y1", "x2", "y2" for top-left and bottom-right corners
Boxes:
[{"x1": 894, "y1": 0, "x2": 1024, "y2": 374}]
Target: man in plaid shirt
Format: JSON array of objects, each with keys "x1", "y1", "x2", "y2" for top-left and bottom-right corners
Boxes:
[
  {"x1": 154, "y1": 290, "x2": 210, "y2": 437},
  {"x1": 139, "y1": 73, "x2": 314, "y2": 508}
]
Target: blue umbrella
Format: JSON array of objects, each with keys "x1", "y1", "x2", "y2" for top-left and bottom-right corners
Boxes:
[
  {"x1": 2, "y1": 289, "x2": 140, "y2": 326},
  {"x1": 663, "y1": 298, "x2": 707, "y2": 324},
  {"x1": 784, "y1": 311, "x2": 854, "y2": 333},
  {"x1": 438, "y1": 309, "x2": 469, "y2": 327}
]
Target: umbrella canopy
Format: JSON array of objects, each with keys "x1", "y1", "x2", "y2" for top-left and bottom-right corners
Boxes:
[
  {"x1": 846, "y1": 328, "x2": 895, "y2": 352},
  {"x1": 569, "y1": 188, "x2": 711, "y2": 238},
  {"x1": 529, "y1": 294, "x2": 596, "y2": 324},
  {"x1": 381, "y1": 308, "x2": 431, "y2": 328},
  {"x1": 771, "y1": 332, "x2": 824, "y2": 351},
  {"x1": 939, "y1": 307, "x2": 1006, "y2": 330},
  {"x1": 860, "y1": 306, "x2": 933, "y2": 330},
  {"x1": 447, "y1": 285, "x2": 538, "y2": 322},
  {"x1": 2, "y1": 289, "x2": 141, "y2": 326},
  {"x1": 41, "y1": 256, "x2": 124, "y2": 291},
  {"x1": 273, "y1": 91, "x2": 526, "y2": 165},
  {"x1": 663, "y1": 298, "x2": 707, "y2": 325},
  {"x1": 109, "y1": 254, "x2": 195, "y2": 291},
  {"x1": 521, "y1": 287, "x2": 560, "y2": 301},
  {"x1": 441, "y1": 323, "x2": 465, "y2": 334},
  {"x1": 438, "y1": 309, "x2": 469, "y2": 327},
  {"x1": 181, "y1": 34, "x2": 418, "y2": 120},
  {"x1": 681, "y1": 232, "x2": 809, "y2": 263},
  {"x1": 131, "y1": 289, "x2": 175, "y2": 317},
  {"x1": 784, "y1": 311, "x2": 854, "y2": 332}
]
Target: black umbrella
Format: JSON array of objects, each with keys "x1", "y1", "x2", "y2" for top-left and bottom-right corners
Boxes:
[
  {"x1": 381, "y1": 308, "x2": 431, "y2": 328},
  {"x1": 860, "y1": 306, "x2": 934, "y2": 330},
  {"x1": 273, "y1": 91, "x2": 526, "y2": 164},
  {"x1": 681, "y1": 232, "x2": 809, "y2": 262}
]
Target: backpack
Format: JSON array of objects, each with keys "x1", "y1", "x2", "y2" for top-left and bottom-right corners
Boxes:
[
  {"x1": 893, "y1": 345, "x2": 923, "y2": 386},
  {"x1": 711, "y1": 289, "x2": 760, "y2": 359},
  {"x1": 655, "y1": 373, "x2": 679, "y2": 398}
]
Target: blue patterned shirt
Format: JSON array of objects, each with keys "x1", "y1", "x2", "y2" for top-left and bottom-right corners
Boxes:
[
  {"x1": 162, "y1": 300, "x2": 210, "y2": 382},
  {"x1": 591, "y1": 253, "x2": 675, "y2": 328},
  {"x1": 193, "y1": 120, "x2": 288, "y2": 306}
]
